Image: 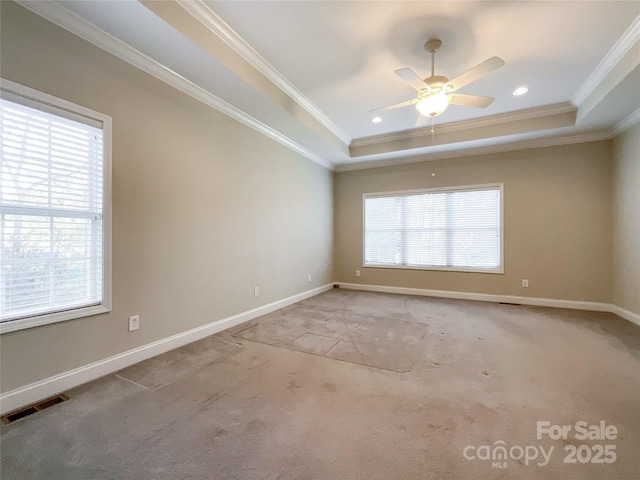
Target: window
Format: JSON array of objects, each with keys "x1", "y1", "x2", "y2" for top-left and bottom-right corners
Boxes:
[
  {"x1": 0, "y1": 80, "x2": 111, "y2": 333},
  {"x1": 364, "y1": 184, "x2": 503, "y2": 273}
]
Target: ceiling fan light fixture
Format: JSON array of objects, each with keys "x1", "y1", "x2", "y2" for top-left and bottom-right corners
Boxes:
[
  {"x1": 372, "y1": 39, "x2": 504, "y2": 124},
  {"x1": 512, "y1": 86, "x2": 529, "y2": 96},
  {"x1": 372, "y1": 116, "x2": 383, "y2": 123},
  {"x1": 416, "y1": 94, "x2": 452, "y2": 117}
]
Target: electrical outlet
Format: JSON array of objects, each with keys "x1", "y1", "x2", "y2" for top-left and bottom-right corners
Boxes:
[
  {"x1": 522, "y1": 279, "x2": 529, "y2": 288},
  {"x1": 254, "y1": 287, "x2": 259, "y2": 297},
  {"x1": 308, "y1": 274, "x2": 312, "y2": 282},
  {"x1": 128, "y1": 315, "x2": 139, "y2": 332},
  {"x1": 356, "y1": 270, "x2": 361, "y2": 277}
]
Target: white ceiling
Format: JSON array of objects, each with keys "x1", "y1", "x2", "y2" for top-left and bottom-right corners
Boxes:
[
  {"x1": 20, "y1": 1, "x2": 640, "y2": 170},
  {"x1": 209, "y1": 0, "x2": 639, "y2": 138}
]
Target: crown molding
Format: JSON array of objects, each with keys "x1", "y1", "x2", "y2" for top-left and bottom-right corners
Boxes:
[
  {"x1": 350, "y1": 103, "x2": 576, "y2": 148},
  {"x1": 177, "y1": 0, "x2": 351, "y2": 146},
  {"x1": 16, "y1": 0, "x2": 635, "y2": 174},
  {"x1": 611, "y1": 107, "x2": 640, "y2": 136},
  {"x1": 336, "y1": 130, "x2": 612, "y2": 172},
  {"x1": 573, "y1": 14, "x2": 640, "y2": 107},
  {"x1": 14, "y1": 0, "x2": 333, "y2": 171}
]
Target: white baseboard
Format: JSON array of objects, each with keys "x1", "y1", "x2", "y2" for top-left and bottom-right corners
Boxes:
[
  {"x1": 0, "y1": 283, "x2": 334, "y2": 415},
  {"x1": 337, "y1": 282, "x2": 613, "y2": 312},
  {"x1": 610, "y1": 304, "x2": 640, "y2": 327}
]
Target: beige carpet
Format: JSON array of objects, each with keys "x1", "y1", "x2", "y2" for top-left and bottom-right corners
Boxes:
[{"x1": 2, "y1": 289, "x2": 639, "y2": 479}]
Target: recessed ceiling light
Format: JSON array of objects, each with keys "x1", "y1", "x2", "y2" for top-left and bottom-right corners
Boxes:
[
  {"x1": 512, "y1": 86, "x2": 529, "y2": 96},
  {"x1": 372, "y1": 116, "x2": 383, "y2": 123}
]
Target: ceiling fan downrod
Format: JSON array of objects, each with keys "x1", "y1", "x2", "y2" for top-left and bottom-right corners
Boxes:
[{"x1": 424, "y1": 38, "x2": 442, "y2": 78}]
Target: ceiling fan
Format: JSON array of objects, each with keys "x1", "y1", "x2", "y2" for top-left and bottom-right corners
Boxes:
[{"x1": 372, "y1": 38, "x2": 505, "y2": 126}]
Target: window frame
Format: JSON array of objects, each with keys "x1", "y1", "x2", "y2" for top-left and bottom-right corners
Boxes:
[
  {"x1": 0, "y1": 79, "x2": 112, "y2": 334},
  {"x1": 362, "y1": 183, "x2": 504, "y2": 274}
]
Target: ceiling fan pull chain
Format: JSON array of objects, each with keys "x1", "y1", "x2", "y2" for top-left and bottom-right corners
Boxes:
[{"x1": 431, "y1": 117, "x2": 435, "y2": 144}]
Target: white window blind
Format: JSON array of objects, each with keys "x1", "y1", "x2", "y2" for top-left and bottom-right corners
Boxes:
[
  {"x1": 1, "y1": 95, "x2": 105, "y2": 322},
  {"x1": 364, "y1": 185, "x2": 502, "y2": 273}
]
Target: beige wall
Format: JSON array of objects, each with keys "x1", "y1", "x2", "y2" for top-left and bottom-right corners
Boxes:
[
  {"x1": 335, "y1": 142, "x2": 613, "y2": 302},
  {"x1": 612, "y1": 122, "x2": 640, "y2": 315},
  {"x1": 0, "y1": 3, "x2": 333, "y2": 393}
]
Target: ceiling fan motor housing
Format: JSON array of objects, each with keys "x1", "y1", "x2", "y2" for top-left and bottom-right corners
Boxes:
[{"x1": 420, "y1": 75, "x2": 449, "y2": 96}]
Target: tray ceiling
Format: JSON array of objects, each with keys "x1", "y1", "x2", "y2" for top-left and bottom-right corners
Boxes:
[{"x1": 17, "y1": 0, "x2": 640, "y2": 170}]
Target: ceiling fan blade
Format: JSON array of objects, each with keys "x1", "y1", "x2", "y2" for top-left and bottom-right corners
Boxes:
[
  {"x1": 449, "y1": 93, "x2": 495, "y2": 108},
  {"x1": 445, "y1": 56, "x2": 505, "y2": 92},
  {"x1": 394, "y1": 68, "x2": 429, "y2": 91},
  {"x1": 370, "y1": 98, "x2": 418, "y2": 113}
]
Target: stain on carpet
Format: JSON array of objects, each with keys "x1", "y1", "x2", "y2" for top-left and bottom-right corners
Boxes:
[
  {"x1": 116, "y1": 336, "x2": 240, "y2": 390},
  {"x1": 231, "y1": 307, "x2": 427, "y2": 373}
]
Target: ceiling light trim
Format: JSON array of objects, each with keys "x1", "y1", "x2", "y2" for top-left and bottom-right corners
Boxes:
[
  {"x1": 351, "y1": 103, "x2": 576, "y2": 148},
  {"x1": 337, "y1": 131, "x2": 613, "y2": 172},
  {"x1": 14, "y1": 0, "x2": 333, "y2": 171},
  {"x1": 573, "y1": 14, "x2": 640, "y2": 107},
  {"x1": 177, "y1": 0, "x2": 352, "y2": 146}
]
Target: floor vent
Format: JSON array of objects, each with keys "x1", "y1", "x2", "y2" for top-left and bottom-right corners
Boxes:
[
  {"x1": 499, "y1": 302, "x2": 522, "y2": 306},
  {"x1": 1, "y1": 394, "x2": 69, "y2": 425}
]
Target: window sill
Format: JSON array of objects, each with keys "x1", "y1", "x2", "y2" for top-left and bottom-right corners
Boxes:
[
  {"x1": 0, "y1": 304, "x2": 111, "y2": 334},
  {"x1": 363, "y1": 264, "x2": 504, "y2": 275}
]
